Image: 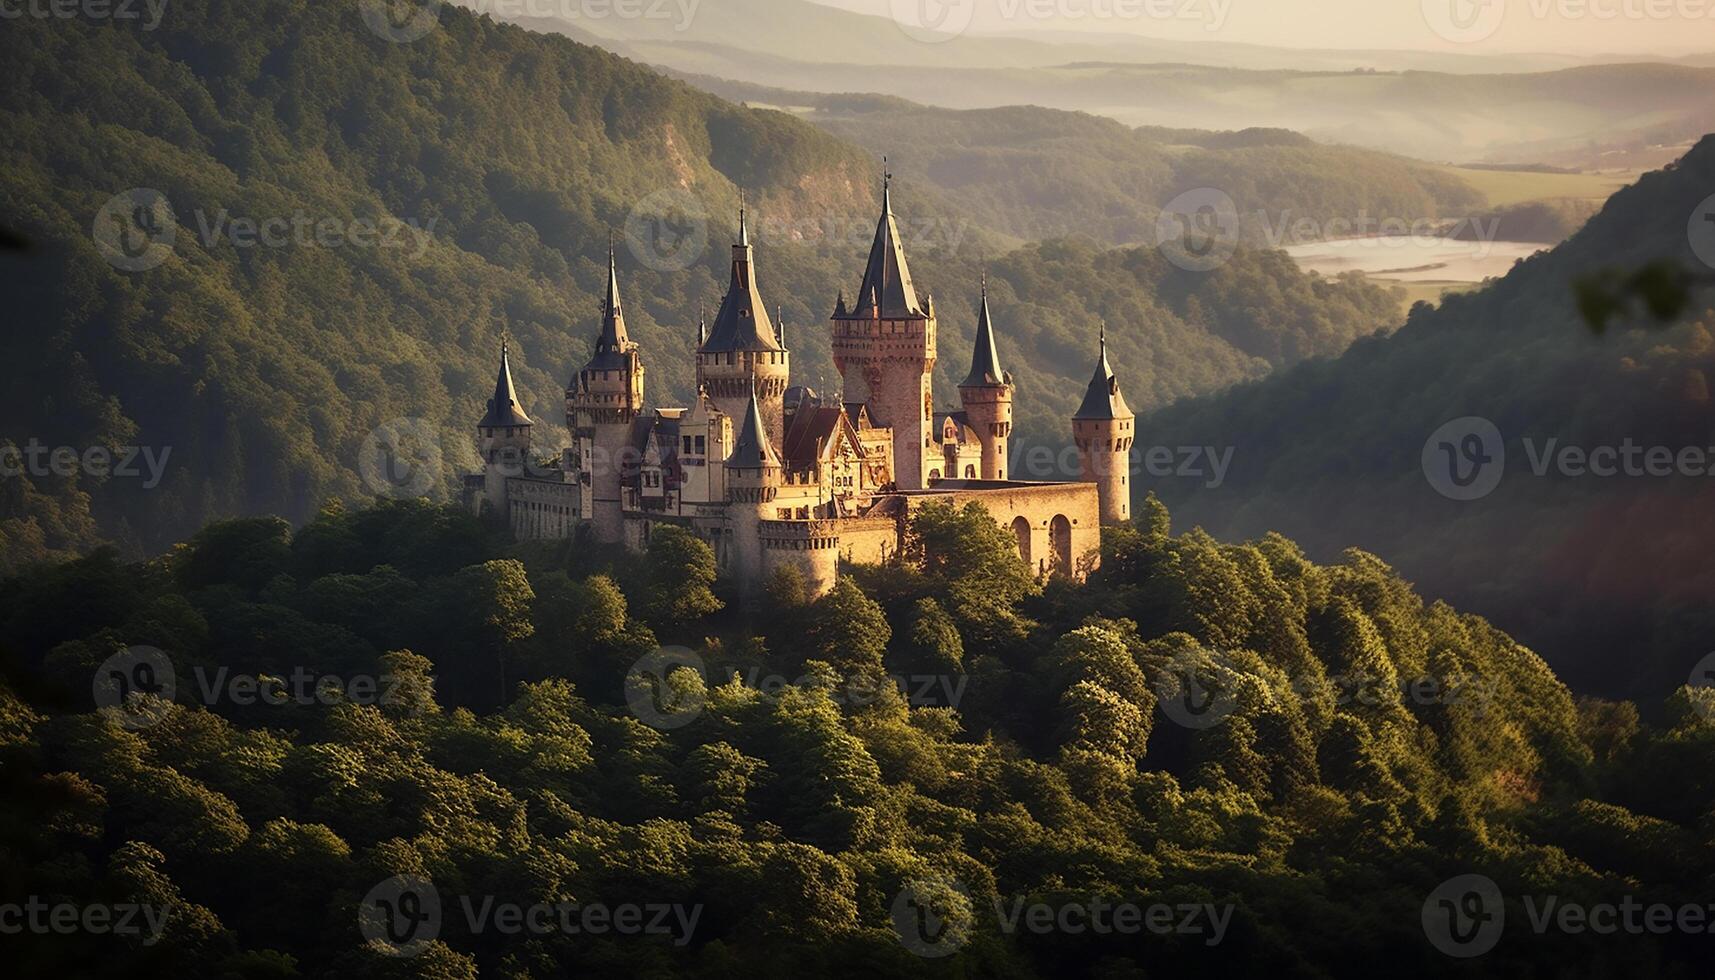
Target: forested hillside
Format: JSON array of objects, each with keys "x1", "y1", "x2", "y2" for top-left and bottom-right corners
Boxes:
[
  {"x1": 1135, "y1": 137, "x2": 1715, "y2": 704},
  {"x1": 3, "y1": 496, "x2": 1711, "y2": 975},
  {"x1": 0, "y1": 0, "x2": 1399, "y2": 571},
  {"x1": 629, "y1": 86, "x2": 1486, "y2": 247}
]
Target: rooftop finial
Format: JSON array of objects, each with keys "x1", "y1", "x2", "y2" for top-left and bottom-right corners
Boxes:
[
  {"x1": 882, "y1": 156, "x2": 893, "y2": 211},
  {"x1": 981, "y1": 269, "x2": 987, "y2": 299},
  {"x1": 738, "y1": 188, "x2": 749, "y2": 246},
  {"x1": 1099, "y1": 319, "x2": 1107, "y2": 354}
]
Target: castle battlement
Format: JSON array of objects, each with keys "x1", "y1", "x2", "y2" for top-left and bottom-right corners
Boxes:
[{"x1": 465, "y1": 172, "x2": 1132, "y2": 598}]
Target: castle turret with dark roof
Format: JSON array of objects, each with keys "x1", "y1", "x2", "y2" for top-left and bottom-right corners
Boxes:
[
  {"x1": 697, "y1": 201, "x2": 791, "y2": 449},
  {"x1": 1073, "y1": 324, "x2": 1135, "y2": 524},
  {"x1": 477, "y1": 338, "x2": 534, "y2": 522},
  {"x1": 831, "y1": 164, "x2": 938, "y2": 488},
  {"x1": 569, "y1": 244, "x2": 645, "y2": 543},
  {"x1": 958, "y1": 274, "x2": 1014, "y2": 480}
]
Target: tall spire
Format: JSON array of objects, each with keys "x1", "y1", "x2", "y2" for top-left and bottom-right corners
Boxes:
[
  {"x1": 846, "y1": 157, "x2": 924, "y2": 320},
  {"x1": 480, "y1": 337, "x2": 534, "y2": 427},
  {"x1": 581, "y1": 240, "x2": 635, "y2": 371},
  {"x1": 727, "y1": 388, "x2": 781, "y2": 469},
  {"x1": 702, "y1": 200, "x2": 782, "y2": 353},
  {"x1": 961, "y1": 273, "x2": 1006, "y2": 388},
  {"x1": 1074, "y1": 321, "x2": 1132, "y2": 421}
]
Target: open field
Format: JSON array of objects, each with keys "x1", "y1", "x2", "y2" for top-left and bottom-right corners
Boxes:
[{"x1": 1439, "y1": 165, "x2": 1636, "y2": 207}]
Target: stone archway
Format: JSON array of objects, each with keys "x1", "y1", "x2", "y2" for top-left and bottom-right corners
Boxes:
[
  {"x1": 964, "y1": 465, "x2": 977, "y2": 479},
  {"x1": 1050, "y1": 514, "x2": 1072, "y2": 577},
  {"x1": 1011, "y1": 516, "x2": 1031, "y2": 566}
]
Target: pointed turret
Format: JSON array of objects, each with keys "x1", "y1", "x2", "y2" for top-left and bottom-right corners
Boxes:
[
  {"x1": 960, "y1": 274, "x2": 1007, "y2": 388},
  {"x1": 702, "y1": 200, "x2": 781, "y2": 354},
  {"x1": 1074, "y1": 323, "x2": 1133, "y2": 421},
  {"x1": 957, "y1": 275, "x2": 1014, "y2": 481},
  {"x1": 583, "y1": 242, "x2": 637, "y2": 371},
  {"x1": 727, "y1": 388, "x2": 782, "y2": 470},
  {"x1": 851, "y1": 164, "x2": 924, "y2": 320},
  {"x1": 1072, "y1": 322, "x2": 1134, "y2": 525},
  {"x1": 480, "y1": 338, "x2": 534, "y2": 428}
]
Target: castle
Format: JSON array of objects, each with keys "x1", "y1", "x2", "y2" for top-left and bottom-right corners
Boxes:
[{"x1": 464, "y1": 178, "x2": 1135, "y2": 598}]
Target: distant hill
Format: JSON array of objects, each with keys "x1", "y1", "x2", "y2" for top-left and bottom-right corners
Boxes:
[
  {"x1": 1133, "y1": 136, "x2": 1715, "y2": 703},
  {"x1": 531, "y1": 1, "x2": 1715, "y2": 172},
  {"x1": 660, "y1": 86, "x2": 1485, "y2": 247},
  {"x1": 0, "y1": 0, "x2": 1400, "y2": 570}
]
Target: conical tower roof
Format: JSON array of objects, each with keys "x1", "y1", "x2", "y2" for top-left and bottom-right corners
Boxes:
[
  {"x1": 960, "y1": 275, "x2": 1006, "y2": 388},
  {"x1": 480, "y1": 338, "x2": 534, "y2": 427},
  {"x1": 702, "y1": 198, "x2": 783, "y2": 353},
  {"x1": 727, "y1": 388, "x2": 781, "y2": 469},
  {"x1": 582, "y1": 241, "x2": 636, "y2": 371},
  {"x1": 1073, "y1": 323, "x2": 1133, "y2": 421},
  {"x1": 848, "y1": 165, "x2": 924, "y2": 319}
]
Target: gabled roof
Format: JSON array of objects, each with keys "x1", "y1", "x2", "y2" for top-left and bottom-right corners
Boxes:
[
  {"x1": 960, "y1": 277, "x2": 1007, "y2": 388},
  {"x1": 582, "y1": 243, "x2": 637, "y2": 372},
  {"x1": 702, "y1": 204, "x2": 783, "y2": 354},
  {"x1": 845, "y1": 172, "x2": 925, "y2": 320},
  {"x1": 726, "y1": 389, "x2": 781, "y2": 469},
  {"x1": 624, "y1": 412, "x2": 682, "y2": 490},
  {"x1": 782, "y1": 406, "x2": 860, "y2": 471},
  {"x1": 480, "y1": 340, "x2": 534, "y2": 427},
  {"x1": 1073, "y1": 325, "x2": 1134, "y2": 421}
]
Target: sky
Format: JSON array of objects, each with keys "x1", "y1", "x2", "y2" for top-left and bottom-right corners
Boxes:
[{"x1": 811, "y1": 0, "x2": 1713, "y2": 56}]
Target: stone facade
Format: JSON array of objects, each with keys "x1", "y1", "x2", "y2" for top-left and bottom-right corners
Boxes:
[{"x1": 464, "y1": 178, "x2": 1136, "y2": 599}]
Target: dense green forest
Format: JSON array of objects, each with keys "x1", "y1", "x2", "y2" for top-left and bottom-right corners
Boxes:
[
  {"x1": 0, "y1": 0, "x2": 1401, "y2": 572},
  {"x1": 1134, "y1": 136, "x2": 1715, "y2": 706},
  {"x1": 3, "y1": 496, "x2": 1712, "y2": 976}
]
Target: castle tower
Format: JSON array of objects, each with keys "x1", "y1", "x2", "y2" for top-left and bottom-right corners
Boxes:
[
  {"x1": 831, "y1": 168, "x2": 937, "y2": 489},
  {"x1": 697, "y1": 201, "x2": 791, "y2": 449},
  {"x1": 1072, "y1": 324, "x2": 1135, "y2": 525},
  {"x1": 568, "y1": 243, "x2": 644, "y2": 544},
  {"x1": 724, "y1": 389, "x2": 783, "y2": 595},
  {"x1": 957, "y1": 276, "x2": 1013, "y2": 481},
  {"x1": 477, "y1": 338, "x2": 534, "y2": 523}
]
